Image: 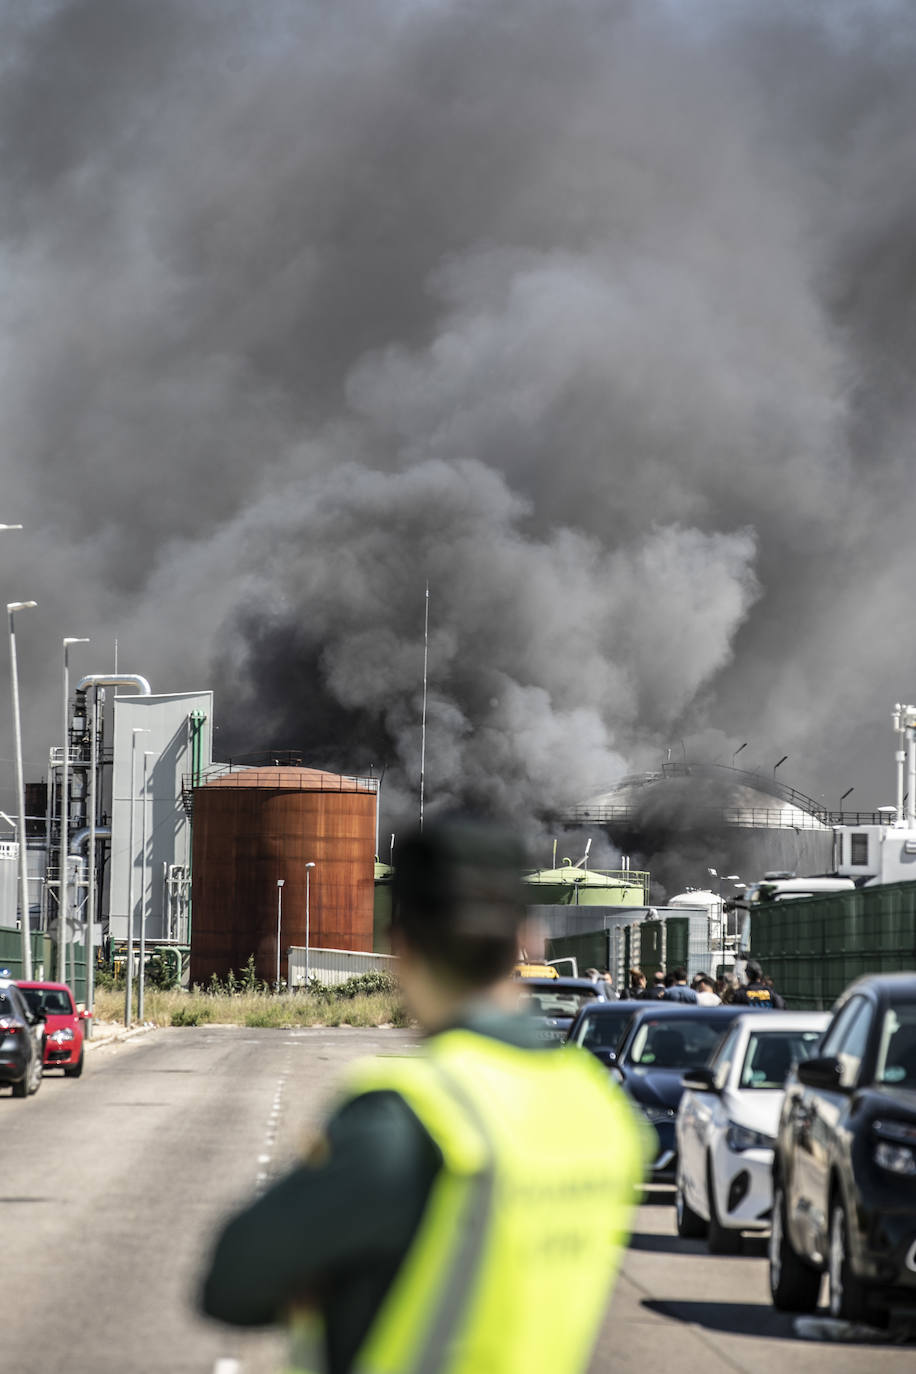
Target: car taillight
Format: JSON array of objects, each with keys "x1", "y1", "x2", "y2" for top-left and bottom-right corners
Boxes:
[{"x1": 0, "y1": 1019, "x2": 19, "y2": 1034}]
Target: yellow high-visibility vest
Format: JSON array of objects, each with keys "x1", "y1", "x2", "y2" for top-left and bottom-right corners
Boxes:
[{"x1": 287, "y1": 1028, "x2": 649, "y2": 1374}]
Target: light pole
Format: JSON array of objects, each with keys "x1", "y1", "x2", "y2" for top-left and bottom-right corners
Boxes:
[
  {"x1": 138, "y1": 749, "x2": 155, "y2": 1021},
  {"x1": 124, "y1": 727, "x2": 149, "y2": 1027},
  {"x1": 731, "y1": 741, "x2": 748, "y2": 768},
  {"x1": 59, "y1": 637, "x2": 89, "y2": 984},
  {"x1": 275, "y1": 878, "x2": 285, "y2": 989},
  {"x1": 8, "y1": 601, "x2": 36, "y2": 980},
  {"x1": 305, "y1": 862, "x2": 316, "y2": 988},
  {"x1": 774, "y1": 754, "x2": 789, "y2": 779}
]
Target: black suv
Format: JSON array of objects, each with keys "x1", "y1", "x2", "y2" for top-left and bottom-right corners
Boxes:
[
  {"x1": 0, "y1": 979, "x2": 44, "y2": 1097},
  {"x1": 769, "y1": 973, "x2": 916, "y2": 1323}
]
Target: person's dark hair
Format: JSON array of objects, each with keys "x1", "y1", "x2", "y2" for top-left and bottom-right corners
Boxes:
[
  {"x1": 672, "y1": 967, "x2": 687, "y2": 983},
  {"x1": 391, "y1": 818, "x2": 528, "y2": 988},
  {"x1": 663, "y1": 971, "x2": 676, "y2": 987},
  {"x1": 745, "y1": 960, "x2": 763, "y2": 983}
]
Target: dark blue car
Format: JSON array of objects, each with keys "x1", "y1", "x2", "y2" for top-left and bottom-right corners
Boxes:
[
  {"x1": 613, "y1": 1004, "x2": 746, "y2": 1185},
  {"x1": 516, "y1": 977, "x2": 613, "y2": 1045},
  {"x1": 566, "y1": 1001, "x2": 644, "y2": 1066}
]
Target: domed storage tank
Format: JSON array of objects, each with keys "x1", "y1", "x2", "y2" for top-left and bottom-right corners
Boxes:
[{"x1": 189, "y1": 765, "x2": 377, "y2": 985}]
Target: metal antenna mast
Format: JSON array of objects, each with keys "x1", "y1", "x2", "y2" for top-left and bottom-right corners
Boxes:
[{"x1": 419, "y1": 582, "x2": 429, "y2": 831}]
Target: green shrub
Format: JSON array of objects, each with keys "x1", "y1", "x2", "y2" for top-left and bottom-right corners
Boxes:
[
  {"x1": 332, "y1": 972, "x2": 398, "y2": 1000},
  {"x1": 171, "y1": 1004, "x2": 211, "y2": 1026}
]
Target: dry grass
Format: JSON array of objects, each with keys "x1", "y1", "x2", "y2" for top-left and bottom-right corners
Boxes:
[{"x1": 93, "y1": 986, "x2": 407, "y2": 1029}]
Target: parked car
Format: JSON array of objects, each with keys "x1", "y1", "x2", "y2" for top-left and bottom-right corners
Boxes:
[
  {"x1": 566, "y1": 1001, "x2": 644, "y2": 1066},
  {"x1": 612, "y1": 1004, "x2": 746, "y2": 1185},
  {"x1": 17, "y1": 981, "x2": 89, "y2": 1077},
  {"x1": 515, "y1": 976, "x2": 613, "y2": 1044},
  {"x1": 675, "y1": 1011, "x2": 829, "y2": 1251},
  {"x1": 769, "y1": 973, "x2": 916, "y2": 1322},
  {"x1": 0, "y1": 978, "x2": 45, "y2": 1097}
]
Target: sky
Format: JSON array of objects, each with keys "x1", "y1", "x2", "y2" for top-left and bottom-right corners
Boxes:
[{"x1": 0, "y1": 0, "x2": 915, "y2": 829}]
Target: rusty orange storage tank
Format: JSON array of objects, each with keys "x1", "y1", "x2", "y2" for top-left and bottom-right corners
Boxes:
[{"x1": 189, "y1": 765, "x2": 377, "y2": 985}]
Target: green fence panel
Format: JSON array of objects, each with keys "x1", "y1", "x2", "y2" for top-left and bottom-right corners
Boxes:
[
  {"x1": 0, "y1": 928, "x2": 51, "y2": 982},
  {"x1": 664, "y1": 918, "x2": 688, "y2": 972},
  {"x1": 751, "y1": 880, "x2": 916, "y2": 1010},
  {"x1": 545, "y1": 930, "x2": 610, "y2": 976}
]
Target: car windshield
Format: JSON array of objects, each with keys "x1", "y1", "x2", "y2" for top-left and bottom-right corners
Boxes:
[
  {"x1": 578, "y1": 1009, "x2": 635, "y2": 1050},
  {"x1": 626, "y1": 1016, "x2": 730, "y2": 1069},
  {"x1": 738, "y1": 1030, "x2": 823, "y2": 1089},
  {"x1": 520, "y1": 988, "x2": 598, "y2": 1018},
  {"x1": 875, "y1": 1001, "x2": 916, "y2": 1089},
  {"x1": 23, "y1": 988, "x2": 73, "y2": 1016}
]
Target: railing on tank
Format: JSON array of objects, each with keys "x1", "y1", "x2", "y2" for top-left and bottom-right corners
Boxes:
[{"x1": 182, "y1": 763, "x2": 379, "y2": 800}]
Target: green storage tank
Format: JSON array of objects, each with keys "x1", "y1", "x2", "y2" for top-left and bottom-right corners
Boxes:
[{"x1": 524, "y1": 862, "x2": 648, "y2": 907}]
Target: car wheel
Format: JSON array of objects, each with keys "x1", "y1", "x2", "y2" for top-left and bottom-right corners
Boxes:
[
  {"x1": 675, "y1": 1169, "x2": 708, "y2": 1238},
  {"x1": 64, "y1": 1051, "x2": 84, "y2": 1079},
  {"x1": 28, "y1": 1054, "x2": 42, "y2": 1095},
  {"x1": 768, "y1": 1181, "x2": 820, "y2": 1311},
  {"x1": 707, "y1": 1157, "x2": 742, "y2": 1255},
  {"x1": 828, "y1": 1198, "x2": 874, "y2": 1323}
]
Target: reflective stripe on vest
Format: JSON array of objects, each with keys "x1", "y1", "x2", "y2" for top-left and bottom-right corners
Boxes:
[{"x1": 287, "y1": 1030, "x2": 648, "y2": 1374}]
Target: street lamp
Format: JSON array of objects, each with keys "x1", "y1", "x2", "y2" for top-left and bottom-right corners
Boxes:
[
  {"x1": 774, "y1": 754, "x2": 789, "y2": 778},
  {"x1": 276, "y1": 878, "x2": 285, "y2": 989},
  {"x1": 8, "y1": 601, "x2": 36, "y2": 980},
  {"x1": 731, "y1": 742, "x2": 748, "y2": 768},
  {"x1": 138, "y1": 750, "x2": 155, "y2": 1022},
  {"x1": 124, "y1": 727, "x2": 150, "y2": 1027},
  {"x1": 59, "y1": 637, "x2": 90, "y2": 984},
  {"x1": 305, "y1": 862, "x2": 316, "y2": 988},
  {"x1": 840, "y1": 786, "x2": 854, "y2": 814}
]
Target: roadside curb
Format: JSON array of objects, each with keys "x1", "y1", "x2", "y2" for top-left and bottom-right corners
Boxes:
[{"x1": 85, "y1": 1022, "x2": 157, "y2": 1052}]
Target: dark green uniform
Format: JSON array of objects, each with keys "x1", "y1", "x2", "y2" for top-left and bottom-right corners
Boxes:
[{"x1": 200, "y1": 1011, "x2": 540, "y2": 1374}]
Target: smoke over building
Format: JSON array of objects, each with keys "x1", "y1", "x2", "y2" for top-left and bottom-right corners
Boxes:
[{"x1": 0, "y1": 3, "x2": 914, "y2": 831}]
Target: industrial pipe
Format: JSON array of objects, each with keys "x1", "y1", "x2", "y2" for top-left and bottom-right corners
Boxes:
[
  {"x1": 76, "y1": 673, "x2": 152, "y2": 695},
  {"x1": 69, "y1": 825, "x2": 112, "y2": 854},
  {"x1": 75, "y1": 673, "x2": 150, "y2": 1018}
]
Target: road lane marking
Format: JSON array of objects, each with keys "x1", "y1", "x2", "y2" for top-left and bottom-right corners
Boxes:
[{"x1": 214, "y1": 1360, "x2": 241, "y2": 1374}]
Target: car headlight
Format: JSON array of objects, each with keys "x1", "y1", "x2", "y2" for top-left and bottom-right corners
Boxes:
[
  {"x1": 641, "y1": 1105, "x2": 676, "y2": 1125},
  {"x1": 49, "y1": 1028, "x2": 74, "y2": 1044},
  {"x1": 725, "y1": 1121, "x2": 775, "y2": 1153},
  {"x1": 873, "y1": 1120, "x2": 916, "y2": 1176},
  {"x1": 874, "y1": 1142, "x2": 916, "y2": 1176}
]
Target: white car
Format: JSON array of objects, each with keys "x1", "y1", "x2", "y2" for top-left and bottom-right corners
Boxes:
[{"x1": 675, "y1": 1011, "x2": 829, "y2": 1253}]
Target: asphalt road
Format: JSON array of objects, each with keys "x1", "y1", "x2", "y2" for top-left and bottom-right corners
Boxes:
[{"x1": 2, "y1": 1027, "x2": 913, "y2": 1374}]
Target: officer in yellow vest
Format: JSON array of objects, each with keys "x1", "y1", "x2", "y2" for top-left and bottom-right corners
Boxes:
[{"x1": 200, "y1": 818, "x2": 649, "y2": 1374}]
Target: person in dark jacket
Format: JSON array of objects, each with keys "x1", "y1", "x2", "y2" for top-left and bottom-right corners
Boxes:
[
  {"x1": 640, "y1": 971, "x2": 667, "y2": 1000},
  {"x1": 626, "y1": 969, "x2": 647, "y2": 999},
  {"x1": 733, "y1": 961, "x2": 785, "y2": 1009},
  {"x1": 662, "y1": 967, "x2": 698, "y2": 1004}
]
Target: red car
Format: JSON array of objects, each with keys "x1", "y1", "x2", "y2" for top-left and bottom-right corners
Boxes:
[{"x1": 17, "y1": 981, "x2": 90, "y2": 1077}]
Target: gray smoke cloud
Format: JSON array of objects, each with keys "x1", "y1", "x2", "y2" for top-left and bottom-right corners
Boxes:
[{"x1": 0, "y1": 1, "x2": 914, "y2": 826}]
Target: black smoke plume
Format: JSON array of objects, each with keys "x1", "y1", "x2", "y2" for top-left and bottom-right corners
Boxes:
[{"x1": 0, "y1": 2, "x2": 914, "y2": 829}]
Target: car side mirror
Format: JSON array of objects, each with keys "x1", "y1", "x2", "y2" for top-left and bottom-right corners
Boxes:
[
  {"x1": 797, "y1": 1055, "x2": 845, "y2": 1091},
  {"x1": 682, "y1": 1066, "x2": 718, "y2": 1093}
]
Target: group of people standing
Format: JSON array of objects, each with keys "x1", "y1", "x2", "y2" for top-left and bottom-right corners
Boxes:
[{"x1": 620, "y1": 961, "x2": 784, "y2": 1008}]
